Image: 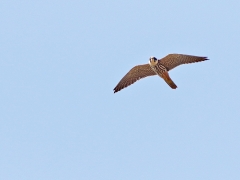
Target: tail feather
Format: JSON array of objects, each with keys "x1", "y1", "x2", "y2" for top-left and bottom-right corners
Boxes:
[
  {"x1": 161, "y1": 71, "x2": 177, "y2": 89},
  {"x1": 165, "y1": 79, "x2": 177, "y2": 89}
]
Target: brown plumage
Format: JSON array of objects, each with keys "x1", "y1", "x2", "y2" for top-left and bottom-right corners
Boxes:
[
  {"x1": 160, "y1": 71, "x2": 177, "y2": 89},
  {"x1": 113, "y1": 54, "x2": 208, "y2": 93},
  {"x1": 160, "y1": 54, "x2": 208, "y2": 71},
  {"x1": 113, "y1": 64, "x2": 156, "y2": 93}
]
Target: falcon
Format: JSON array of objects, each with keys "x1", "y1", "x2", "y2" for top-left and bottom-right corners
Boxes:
[{"x1": 113, "y1": 54, "x2": 208, "y2": 93}]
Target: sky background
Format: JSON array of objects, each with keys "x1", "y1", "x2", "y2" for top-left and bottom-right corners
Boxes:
[{"x1": 0, "y1": 0, "x2": 240, "y2": 179}]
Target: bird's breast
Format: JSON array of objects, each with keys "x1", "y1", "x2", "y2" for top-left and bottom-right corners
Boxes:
[{"x1": 150, "y1": 64, "x2": 168, "y2": 78}]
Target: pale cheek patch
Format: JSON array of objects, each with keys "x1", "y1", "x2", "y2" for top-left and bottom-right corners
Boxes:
[{"x1": 149, "y1": 60, "x2": 158, "y2": 66}]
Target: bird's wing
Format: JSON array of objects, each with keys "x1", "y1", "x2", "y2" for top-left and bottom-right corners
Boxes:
[
  {"x1": 113, "y1": 64, "x2": 156, "y2": 93},
  {"x1": 160, "y1": 54, "x2": 208, "y2": 71}
]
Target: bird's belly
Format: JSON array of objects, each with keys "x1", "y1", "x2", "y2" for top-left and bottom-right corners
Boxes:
[{"x1": 150, "y1": 66, "x2": 158, "y2": 74}]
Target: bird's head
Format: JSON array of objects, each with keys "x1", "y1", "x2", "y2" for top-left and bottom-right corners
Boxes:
[{"x1": 149, "y1": 56, "x2": 158, "y2": 66}]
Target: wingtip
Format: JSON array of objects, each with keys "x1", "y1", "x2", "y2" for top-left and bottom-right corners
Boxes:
[{"x1": 113, "y1": 88, "x2": 118, "y2": 93}]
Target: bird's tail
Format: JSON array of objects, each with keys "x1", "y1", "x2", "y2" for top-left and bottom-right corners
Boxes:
[{"x1": 161, "y1": 71, "x2": 177, "y2": 89}]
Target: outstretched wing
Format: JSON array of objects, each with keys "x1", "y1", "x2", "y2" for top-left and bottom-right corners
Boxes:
[
  {"x1": 113, "y1": 64, "x2": 156, "y2": 93},
  {"x1": 160, "y1": 54, "x2": 208, "y2": 71}
]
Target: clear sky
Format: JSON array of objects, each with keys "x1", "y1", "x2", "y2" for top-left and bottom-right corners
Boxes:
[{"x1": 1, "y1": 0, "x2": 240, "y2": 179}]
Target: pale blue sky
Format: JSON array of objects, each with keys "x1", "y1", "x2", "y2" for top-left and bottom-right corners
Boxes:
[{"x1": 0, "y1": 0, "x2": 240, "y2": 179}]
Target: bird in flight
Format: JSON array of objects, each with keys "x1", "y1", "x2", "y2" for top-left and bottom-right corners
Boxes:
[{"x1": 113, "y1": 54, "x2": 208, "y2": 93}]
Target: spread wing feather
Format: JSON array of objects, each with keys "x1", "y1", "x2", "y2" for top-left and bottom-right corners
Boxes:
[
  {"x1": 113, "y1": 64, "x2": 156, "y2": 93},
  {"x1": 160, "y1": 54, "x2": 208, "y2": 71}
]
